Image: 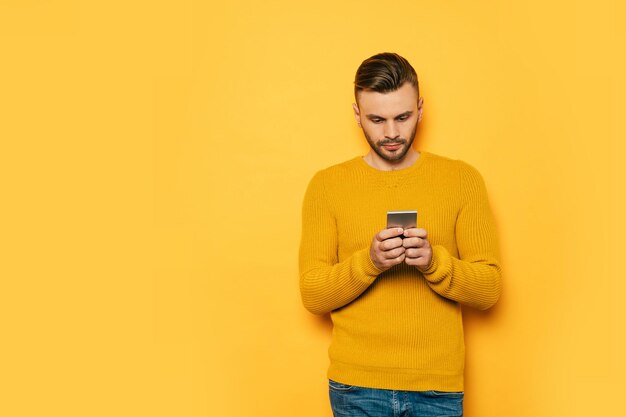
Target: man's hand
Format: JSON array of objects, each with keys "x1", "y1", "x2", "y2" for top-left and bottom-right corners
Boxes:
[
  {"x1": 402, "y1": 228, "x2": 433, "y2": 271},
  {"x1": 370, "y1": 228, "x2": 406, "y2": 271}
]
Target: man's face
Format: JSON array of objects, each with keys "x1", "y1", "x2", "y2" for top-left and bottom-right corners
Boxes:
[{"x1": 353, "y1": 82, "x2": 423, "y2": 163}]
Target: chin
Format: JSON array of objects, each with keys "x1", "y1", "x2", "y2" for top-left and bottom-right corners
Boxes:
[{"x1": 379, "y1": 147, "x2": 410, "y2": 162}]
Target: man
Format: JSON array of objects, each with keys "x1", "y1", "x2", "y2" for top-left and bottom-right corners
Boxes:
[{"x1": 299, "y1": 52, "x2": 502, "y2": 417}]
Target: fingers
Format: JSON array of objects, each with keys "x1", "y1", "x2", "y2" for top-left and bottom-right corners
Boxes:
[
  {"x1": 404, "y1": 244, "x2": 432, "y2": 270},
  {"x1": 404, "y1": 239, "x2": 431, "y2": 259},
  {"x1": 376, "y1": 251, "x2": 406, "y2": 269},
  {"x1": 380, "y1": 237, "x2": 404, "y2": 251},
  {"x1": 405, "y1": 252, "x2": 431, "y2": 268},
  {"x1": 377, "y1": 237, "x2": 405, "y2": 262},
  {"x1": 403, "y1": 228, "x2": 432, "y2": 269},
  {"x1": 377, "y1": 228, "x2": 404, "y2": 241},
  {"x1": 372, "y1": 228, "x2": 431, "y2": 272},
  {"x1": 402, "y1": 237, "x2": 425, "y2": 248},
  {"x1": 405, "y1": 248, "x2": 428, "y2": 258},
  {"x1": 383, "y1": 246, "x2": 405, "y2": 259},
  {"x1": 403, "y1": 228, "x2": 427, "y2": 239},
  {"x1": 371, "y1": 228, "x2": 406, "y2": 271},
  {"x1": 402, "y1": 229, "x2": 429, "y2": 249}
]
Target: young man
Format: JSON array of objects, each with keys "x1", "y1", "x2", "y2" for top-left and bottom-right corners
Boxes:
[{"x1": 299, "y1": 52, "x2": 502, "y2": 417}]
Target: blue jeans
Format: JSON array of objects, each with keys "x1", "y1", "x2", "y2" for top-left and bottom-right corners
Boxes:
[{"x1": 329, "y1": 379, "x2": 464, "y2": 417}]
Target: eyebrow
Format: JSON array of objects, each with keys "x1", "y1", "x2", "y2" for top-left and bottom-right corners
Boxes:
[{"x1": 365, "y1": 111, "x2": 413, "y2": 120}]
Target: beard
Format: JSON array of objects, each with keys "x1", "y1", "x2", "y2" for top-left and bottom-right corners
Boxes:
[{"x1": 363, "y1": 123, "x2": 418, "y2": 162}]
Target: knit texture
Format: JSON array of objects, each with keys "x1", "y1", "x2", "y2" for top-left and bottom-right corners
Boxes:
[{"x1": 299, "y1": 151, "x2": 502, "y2": 392}]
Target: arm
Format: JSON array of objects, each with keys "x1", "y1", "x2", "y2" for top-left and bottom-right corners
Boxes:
[
  {"x1": 298, "y1": 172, "x2": 382, "y2": 315},
  {"x1": 420, "y1": 162, "x2": 502, "y2": 310}
]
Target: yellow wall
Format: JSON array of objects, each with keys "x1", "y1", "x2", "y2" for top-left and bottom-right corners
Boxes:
[{"x1": 1, "y1": 1, "x2": 624, "y2": 416}]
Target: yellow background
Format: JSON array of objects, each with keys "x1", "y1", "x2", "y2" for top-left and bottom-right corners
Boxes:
[{"x1": 1, "y1": 1, "x2": 624, "y2": 416}]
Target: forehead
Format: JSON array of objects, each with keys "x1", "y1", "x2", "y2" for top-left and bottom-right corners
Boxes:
[{"x1": 357, "y1": 82, "x2": 419, "y2": 116}]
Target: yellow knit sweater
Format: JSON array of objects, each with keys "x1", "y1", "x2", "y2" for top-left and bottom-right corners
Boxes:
[{"x1": 299, "y1": 151, "x2": 502, "y2": 392}]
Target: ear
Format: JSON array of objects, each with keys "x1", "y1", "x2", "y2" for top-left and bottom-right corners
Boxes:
[
  {"x1": 352, "y1": 103, "x2": 362, "y2": 127},
  {"x1": 417, "y1": 96, "x2": 424, "y2": 122}
]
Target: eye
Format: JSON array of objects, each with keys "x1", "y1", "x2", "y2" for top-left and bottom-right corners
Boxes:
[
  {"x1": 397, "y1": 115, "x2": 409, "y2": 121},
  {"x1": 371, "y1": 119, "x2": 383, "y2": 124}
]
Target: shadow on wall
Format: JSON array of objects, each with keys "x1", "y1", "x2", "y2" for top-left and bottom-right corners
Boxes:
[
  {"x1": 308, "y1": 312, "x2": 333, "y2": 334},
  {"x1": 462, "y1": 291, "x2": 505, "y2": 393}
]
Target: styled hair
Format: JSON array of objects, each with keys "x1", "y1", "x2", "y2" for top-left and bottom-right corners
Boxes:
[{"x1": 354, "y1": 52, "x2": 419, "y2": 101}]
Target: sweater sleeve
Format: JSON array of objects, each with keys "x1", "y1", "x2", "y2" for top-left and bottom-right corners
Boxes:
[
  {"x1": 420, "y1": 162, "x2": 502, "y2": 310},
  {"x1": 298, "y1": 172, "x2": 382, "y2": 315}
]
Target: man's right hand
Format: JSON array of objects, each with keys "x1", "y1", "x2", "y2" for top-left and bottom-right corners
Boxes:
[{"x1": 369, "y1": 228, "x2": 406, "y2": 272}]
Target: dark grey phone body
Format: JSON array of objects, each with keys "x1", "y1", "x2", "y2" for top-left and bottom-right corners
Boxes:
[{"x1": 386, "y1": 210, "x2": 417, "y2": 229}]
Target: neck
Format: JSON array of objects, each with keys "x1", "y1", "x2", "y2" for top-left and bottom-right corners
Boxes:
[{"x1": 364, "y1": 148, "x2": 420, "y2": 171}]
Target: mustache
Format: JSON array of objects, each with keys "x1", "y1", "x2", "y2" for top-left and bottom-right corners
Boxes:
[{"x1": 378, "y1": 139, "x2": 407, "y2": 146}]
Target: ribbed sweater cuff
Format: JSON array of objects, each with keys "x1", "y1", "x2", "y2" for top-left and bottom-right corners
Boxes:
[
  {"x1": 420, "y1": 245, "x2": 451, "y2": 283},
  {"x1": 354, "y1": 247, "x2": 383, "y2": 281}
]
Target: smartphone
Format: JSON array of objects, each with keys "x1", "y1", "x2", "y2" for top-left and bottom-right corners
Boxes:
[{"x1": 386, "y1": 210, "x2": 417, "y2": 230}]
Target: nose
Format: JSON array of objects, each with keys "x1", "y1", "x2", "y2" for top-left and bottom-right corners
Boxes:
[{"x1": 384, "y1": 121, "x2": 400, "y2": 139}]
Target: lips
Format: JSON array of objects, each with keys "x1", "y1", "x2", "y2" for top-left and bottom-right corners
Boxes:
[{"x1": 382, "y1": 143, "x2": 402, "y2": 151}]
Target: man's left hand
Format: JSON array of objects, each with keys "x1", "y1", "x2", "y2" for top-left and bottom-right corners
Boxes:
[{"x1": 402, "y1": 228, "x2": 433, "y2": 271}]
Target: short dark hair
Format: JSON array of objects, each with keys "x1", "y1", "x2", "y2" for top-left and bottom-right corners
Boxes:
[{"x1": 354, "y1": 52, "x2": 419, "y2": 101}]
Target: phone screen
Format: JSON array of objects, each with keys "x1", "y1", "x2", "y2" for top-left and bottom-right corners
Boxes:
[{"x1": 386, "y1": 210, "x2": 417, "y2": 229}]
